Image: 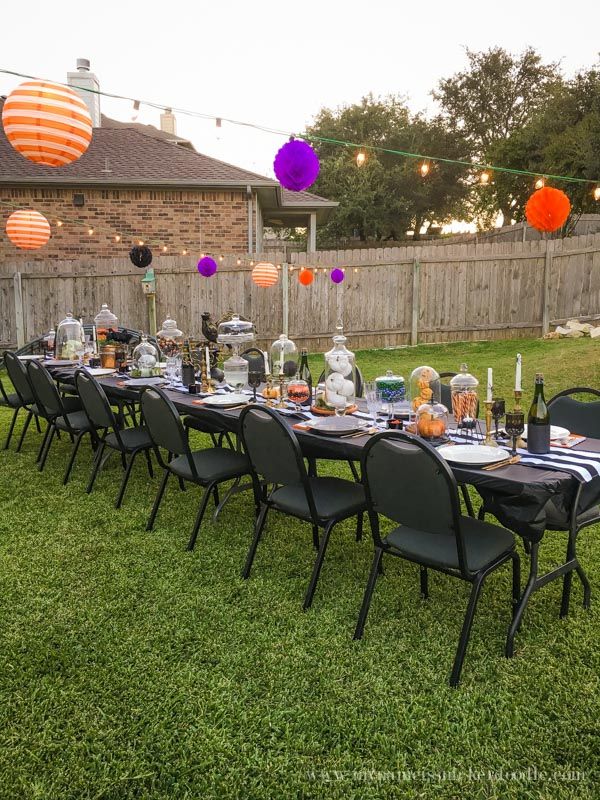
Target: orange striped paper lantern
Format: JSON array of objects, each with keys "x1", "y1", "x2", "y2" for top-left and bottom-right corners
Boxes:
[
  {"x1": 2, "y1": 80, "x2": 93, "y2": 167},
  {"x1": 251, "y1": 262, "x2": 278, "y2": 287},
  {"x1": 6, "y1": 209, "x2": 51, "y2": 250}
]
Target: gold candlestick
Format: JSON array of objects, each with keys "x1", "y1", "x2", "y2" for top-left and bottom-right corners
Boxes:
[
  {"x1": 276, "y1": 373, "x2": 287, "y2": 409},
  {"x1": 264, "y1": 374, "x2": 275, "y2": 407},
  {"x1": 514, "y1": 389, "x2": 522, "y2": 412},
  {"x1": 483, "y1": 400, "x2": 498, "y2": 447}
]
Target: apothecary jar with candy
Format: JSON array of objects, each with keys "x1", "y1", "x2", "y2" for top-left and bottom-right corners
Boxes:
[
  {"x1": 156, "y1": 315, "x2": 184, "y2": 358},
  {"x1": 409, "y1": 366, "x2": 441, "y2": 411},
  {"x1": 93, "y1": 303, "x2": 119, "y2": 345},
  {"x1": 323, "y1": 321, "x2": 356, "y2": 415},
  {"x1": 449, "y1": 364, "x2": 479, "y2": 426}
]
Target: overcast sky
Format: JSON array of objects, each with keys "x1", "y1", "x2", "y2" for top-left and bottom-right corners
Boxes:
[{"x1": 1, "y1": 0, "x2": 598, "y2": 179}]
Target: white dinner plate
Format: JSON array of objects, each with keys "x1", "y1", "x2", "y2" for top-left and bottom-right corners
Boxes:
[
  {"x1": 86, "y1": 367, "x2": 116, "y2": 376},
  {"x1": 309, "y1": 416, "x2": 363, "y2": 436},
  {"x1": 17, "y1": 354, "x2": 44, "y2": 361},
  {"x1": 201, "y1": 393, "x2": 249, "y2": 408},
  {"x1": 437, "y1": 444, "x2": 510, "y2": 467},
  {"x1": 522, "y1": 424, "x2": 570, "y2": 441},
  {"x1": 43, "y1": 358, "x2": 75, "y2": 366}
]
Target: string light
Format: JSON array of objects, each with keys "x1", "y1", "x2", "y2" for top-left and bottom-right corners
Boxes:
[
  {"x1": 354, "y1": 268, "x2": 359, "y2": 273},
  {"x1": 182, "y1": 249, "x2": 188, "y2": 255},
  {"x1": 250, "y1": 260, "x2": 254, "y2": 266},
  {"x1": 356, "y1": 150, "x2": 366, "y2": 167},
  {"x1": 56, "y1": 220, "x2": 63, "y2": 227},
  {"x1": 88, "y1": 227, "x2": 94, "y2": 235},
  {"x1": 138, "y1": 239, "x2": 144, "y2": 246},
  {"x1": 162, "y1": 245, "x2": 168, "y2": 252},
  {"x1": 480, "y1": 171, "x2": 491, "y2": 185},
  {"x1": 594, "y1": 187, "x2": 600, "y2": 201},
  {"x1": 114, "y1": 234, "x2": 121, "y2": 242},
  {"x1": 419, "y1": 162, "x2": 430, "y2": 177},
  {"x1": 219, "y1": 255, "x2": 224, "y2": 262},
  {"x1": 535, "y1": 177, "x2": 545, "y2": 190},
  {"x1": 237, "y1": 258, "x2": 241, "y2": 265}
]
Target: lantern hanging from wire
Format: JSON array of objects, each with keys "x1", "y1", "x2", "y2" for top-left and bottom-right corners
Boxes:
[
  {"x1": 274, "y1": 139, "x2": 320, "y2": 192},
  {"x1": 5, "y1": 209, "x2": 51, "y2": 249},
  {"x1": 251, "y1": 262, "x2": 278, "y2": 287},
  {"x1": 525, "y1": 187, "x2": 571, "y2": 233}
]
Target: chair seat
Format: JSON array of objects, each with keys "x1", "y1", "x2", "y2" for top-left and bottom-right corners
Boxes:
[
  {"x1": 169, "y1": 447, "x2": 250, "y2": 483},
  {"x1": 544, "y1": 499, "x2": 600, "y2": 531},
  {"x1": 271, "y1": 477, "x2": 366, "y2": 522},
  {"x1": 384, "y1": 515, "x2": 515, "y2": 573},
  {"x1": 105, "y1": 426, "x2": 153, "y2": 452},
  {"x1": 55, "y1": 410, "x2": 94, "y2": 433},
  {"x1": 1, "y1": 393, "x2": 22, "y2": 409}
]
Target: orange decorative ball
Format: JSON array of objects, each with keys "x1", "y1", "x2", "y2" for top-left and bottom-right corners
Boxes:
[
  {"x1": 251, "y1": 262, "x2": 278, "y2": 287},
  {"x1": 525, "y1": 187, "x2": 571, "y2": 233},
  {"x1": 298, "y1": 268, "x2": 314, "y2": 286},
  {"x1": 2, "y1": 80, "x2": 93, "y2": 167},
  {"x1": 6, "y1": 209, "x2": 51, "y2": 249}
]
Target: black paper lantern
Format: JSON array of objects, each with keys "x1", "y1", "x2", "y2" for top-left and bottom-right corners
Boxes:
[{"x1": 129, "y1": 245, "x2": 153, "y2": 268}]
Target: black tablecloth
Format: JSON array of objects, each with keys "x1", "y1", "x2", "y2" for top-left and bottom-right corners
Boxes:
[{"x1": 50, "y1": 369, "x2": 600, "y2": 543}]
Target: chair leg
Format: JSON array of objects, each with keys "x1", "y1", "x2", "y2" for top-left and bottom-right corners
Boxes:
[
  {"x1": 87, "y1": 441, "x2": 106, "y2": 493},
  {"x1": 242, "y1": 503, "x2": 269, "y2": 578},
  {"x1": 178, "y1": 477, "x2": 186, "y2": 492},
  {"x1": 506, "y1": 542, "x2": 539, "y2": 658},
  {"x1": 3, "y1": 407, "x2": 20, "y2": 450},
  {"x1": 16, "y1": 410, "x2": 33, "y2": 452},
  {"x1": 146, "y1": 470, "x2": 170, "y2": 531},
  {"x1": 450, "y1": 575, "x2": 485, "y2": 687},
  {"x1": 420, "y1": 566, "x2": 429, "y2": 599},
  {"x1": 36, "y1": 422, "x2": 51, "y2": 463},
  {"x1": 460, "y1": 484, "x2": 475, "y2": 517},
  {"x1": 115, "y1": 450, "x2": 138, "y2": 509},
  {"x1": 63, "y1": 431, "x2": 86, "y2": 485},
  {"x1": 576, "y1": 564, "x2": 592, "y2": 609},
  {"x1": 356, "y1": 512, "x2": 364, "y2": 542},
  {"x1": 186, "y1": 483, "x2": 215, "y2": 551},
  {"x1": 312, "y1": 524, "x2": 320, "y2": 550},
  {"x1": 34, "y1": 415, "x2": 41, "y2": 433},
  {"x1": 560, "y1": 571, "x2": 573, "y2": 619},
  {"x1": 212, "y1": 484, "x2": 220, "y2": 508},
  {"x1": 143, "y1": 448, "x2": 154, "y2": 478},
  {"x1": 348, "y1": 460, "x2": 360, "y2": 482},
  {"x1": 303, "y1": 521, "x2": 335, "y2": 610},
  {"x1": 38, "y1": 425, "x2": 56, "y2": 471},
  {"x1": 353, "y1": 548, "x2": 383, "y2": 640}
]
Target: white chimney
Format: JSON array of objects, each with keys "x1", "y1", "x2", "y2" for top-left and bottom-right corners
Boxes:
[
  {"x1": 160, "y1": 108, "x2": 177, "y2": 136},
  {"x1": 67, "y1": 58, "x2": 101, "y2": 127}
]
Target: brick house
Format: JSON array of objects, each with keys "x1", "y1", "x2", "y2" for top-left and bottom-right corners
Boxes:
[{"x1": 0, "y1": 61, "x2": 336, "y2": 262}]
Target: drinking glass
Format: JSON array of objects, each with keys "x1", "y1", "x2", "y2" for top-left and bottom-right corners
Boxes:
[
  {"x1": 75, "y1": 342, "x2": 85, "y2": 367},
  {"x1": 287, "y1": 379, "x2": 310, "y2": 411},
  {"x1": 364, "y1": 381, "x2": 381, "y2": 420},
  {"x1": 505, "y1": 411, "x2": 525, "y2": 457},
  {"x1": 491, "y1": 397, "x2": 506, "y2": 439},
  {"x1": 248, "y1": 370, "x2": 263, "y2": 403},
  {"x1": 164, "y1": 356, "x2": 182, "y2": 387}
]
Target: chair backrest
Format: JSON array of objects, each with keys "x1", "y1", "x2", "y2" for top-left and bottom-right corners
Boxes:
[
  {"x1": 438, "y1": 372, "x2": 455, "y2": 412},
  {"x1": 548, "y1": 387, "x2": 600, "y2": 439},
  {"x1": 239, "y1": 405, "x2": 308, "y2": 487},
  {"x1": 75, "y1": 370, "x2": 117, "y2": 431},
  {"x1": 4, "y1": 351, "x2": 35, "y2": 404},
  {"x1": 241, "y1": 347, "x2": 266, "y2": 376},
  {"x1": 361, "y1": 431, "x2": 467, "y2": 573},
  {"x1": 27, "y1": 360, "x2": 64, "y2": 419},
  {"x1": 141, "y1": 386, "x2": 189, "y2": 456}
]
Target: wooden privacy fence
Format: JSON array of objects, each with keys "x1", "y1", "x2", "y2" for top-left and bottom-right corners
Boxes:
[{"x1": 2, "y1": 233, "x2": 600, "y2": 351}]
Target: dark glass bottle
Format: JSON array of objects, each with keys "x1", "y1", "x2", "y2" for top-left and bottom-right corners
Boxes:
[
  {"x1": 527, "y1": 373, "x2": 550, "y2": 454},
  {"x1": 298, "y1": 348, "x2": 312, "y2": 405},
  {"x1": 181, "y1": 340, "x2": 196, "y2": 387}
]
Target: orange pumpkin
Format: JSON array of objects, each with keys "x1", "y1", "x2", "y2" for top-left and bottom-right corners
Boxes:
[{"x1": 417, "y1": 412, "x2": 446, "y2": 439}]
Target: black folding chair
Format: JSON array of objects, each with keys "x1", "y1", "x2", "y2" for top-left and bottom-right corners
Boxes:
[
  {"x1": 75, "y1": 370, "x2": 154, "y2": 508},
  {"x1": 27, "y1": 360, "x2": 96, "y2": 484},
  {"x1": 354, "y1": 431, "x2": 520, "y2": 687},
  {"x1": 141, "y1": 387, "x2": 251, "y2": 550},
  {"x1": 239, "y1": 405, "x2": 367, "y2": 609},
  {"x1": 2, "y1": 352, "x2": 42, "y2": 450},
  {"x1": 494, "y1": 386, "x2": 600, "y2": 655}
]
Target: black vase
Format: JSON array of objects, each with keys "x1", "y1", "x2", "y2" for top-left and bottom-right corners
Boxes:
[{"x1": 181, "y1": 363, "x2": 196, "y2": 387}]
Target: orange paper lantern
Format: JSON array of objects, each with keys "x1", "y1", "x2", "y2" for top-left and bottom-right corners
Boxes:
[
  {"x1": 251, "y1": 262, "x2": 278, "y2": 287},
  {"x1": 525, "y1": 187, "x2": 571, "y2": 233},
  {"x1": 2, "y1": 80, "x2": 93, "y2": 167},
  {"x1": 298, "y1": 268, "x2": 314, "y2": 286},
  {"x1": 6, "y1": 209, "x2": 51, "y2": 249}
]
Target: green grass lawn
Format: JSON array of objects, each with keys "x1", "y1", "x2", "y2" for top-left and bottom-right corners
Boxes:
[{"x1": 0, "y1": 337, "x2": 599, "y2": 799}]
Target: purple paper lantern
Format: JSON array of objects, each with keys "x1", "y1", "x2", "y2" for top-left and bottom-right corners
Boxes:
[
  {"x1": 197, "y1": 256, "x2": 217, "y2": 277},
  {"x1": 330, "y1": 268, "x2": 345, "y2": 284},
  {"x1": 274, "y1": 139, "x2": 320, "y2": 192}
]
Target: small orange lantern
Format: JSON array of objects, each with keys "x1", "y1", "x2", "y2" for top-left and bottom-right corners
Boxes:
[
  {"x1": 525, "y1": 186, "x2": 571, "y2": 233},
  {"x1": 298, "y1": 268, "x2": 314, "y2": 286},
  {"x1": 2, "y1": 80, "x2": 93, "y2": 167},
  {"x1": 6, "y1": 209, "x2": 51, "y2": 250},
  {"x1": 251, "y1": 262, "x2": 278, "y2": 287}
]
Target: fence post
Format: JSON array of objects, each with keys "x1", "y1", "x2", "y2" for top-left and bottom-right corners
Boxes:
[
  {"x1": 282, "y1": 261, "x2": 289, "y2": 336},
  {"x1": 13, "y1": 271, "x2": 25, "y2": 348},
  {"x1": 411, "y1": 258, "x2": 420, "y2": 346},
  {"x1": 542, "y1": 239, "x2": 553, "y2": 335}
]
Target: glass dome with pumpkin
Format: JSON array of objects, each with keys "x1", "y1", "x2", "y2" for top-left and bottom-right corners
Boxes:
[
  {"x1": 55, "y1": 313, "x2": 84, "y2": 360},
  {"x1": 416, "y1": 401, "x2": 449, "y2": 442}
]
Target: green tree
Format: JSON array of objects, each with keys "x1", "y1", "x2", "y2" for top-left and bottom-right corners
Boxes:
[{"x1": 306, "y1": 95, "x2": 470, "y2": 244}]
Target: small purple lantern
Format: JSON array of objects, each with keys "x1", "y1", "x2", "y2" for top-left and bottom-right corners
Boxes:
[
  {"x1": 274, "y1": 139, "x2": 320, "y2": 192},
  {"x1": 197, "y1": 256, "x2": 217, "y2": 277},
  {"x1": 330, "y1": 268, "x2": 345, "y2": 284}
]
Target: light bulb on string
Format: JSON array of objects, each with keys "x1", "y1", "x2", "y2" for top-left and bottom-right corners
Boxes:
[
  {"x1": 219, "y1": 255, "x2": 224, "y2": 262},
  {"x1": 237, "y1": 258, "x2": 241, "y2": 265},
  {"x1": 182, "y1": 249, "x2": 188, "y2": 256},
  {"x1": 535, "y1": 177, "x2": 545, "y2": 190},
  {"x1": 138, "y1": 240, "x2": 144, "y2": 246},
  {"x1": 356, "y1": 150, "x2": 366, "y2": 167},
  {"x1": 419, "y1": 161, "x2": 430, "y2": 177},
  {"x1": 114, "y1": 234, "x2": 121, "y2": 242},
  {"x1": 480, "y1": 171, "x2": 491, "y2": 185},
  {"x1": 88, "y1": 227, "x2": 94, "y2": 235},
  {"x1": 594, "y1": 187, "x2": 600, "y2": 201},
  {"x1": 162, "y1": 245, "x2": 168, "y2": 252},
  {"x1": 56, "y1": 220, "x2": 63, "y2": 227}
]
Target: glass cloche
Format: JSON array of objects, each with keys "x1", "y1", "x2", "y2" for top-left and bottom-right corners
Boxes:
[
  {"x1": 449, "y1": 364, "x2": 479, "y2": 426},
  {"x1": 217, "y1": 313, "x2": 255, "y2": 391},
  {"x1": 323, "y1": 321, "x2": 356, "y2": 415},
  {"x1": 132, "y1": 335, "x2": 159, "y2": 376},
  {"x1": 410, "y1": 366, "x2": 441, "y2": 412},
  {"x1": 270, "y1": 334, "x2": 298, "y2": 378},
  {"x1": 416, "y1": 401, "x2": 449, "y2": 440},
  {"x1": 156, "y1": 315, "x2": 184, "y2": 358},
  {"x1": 55, "y1": 313, "x2": 85, "y2": 360},
  {"x1": 375, "y1": 369, "x2": 407, "y2": 416},
  {"x1": 93, "y1": 303, "x2": 118, "y2": 345}
]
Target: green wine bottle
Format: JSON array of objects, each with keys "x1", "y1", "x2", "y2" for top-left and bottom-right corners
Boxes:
[
  {"x1": 527, "y1": 373, "x2": 550, "y2": 454},
  {"x1": 298, "y1": 348, "x2": 313, "y2": 404}
]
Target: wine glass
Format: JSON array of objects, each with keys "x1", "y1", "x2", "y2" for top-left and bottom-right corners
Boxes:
[
  {"x1": 248, "y1": 370, "x2": 263, "y2": 403},
  {"x1": 364, "y1": 381, "x2": 381, "y2": 421},
  {"x1": 75, "y1": 341, "x2": 85, "y2": 367},
  {"x1": 491, "y1": 397, "x2": 506, "y2": 439},
  {"x1": 287, "y1": 379, "x2": 310, "y2": 412},
  {"x1": 505, "y1": 411, "x2": 525, "y2": 457},
  {"x1": 164, "y1": 356, "x2": 182, "y2": 387}
]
